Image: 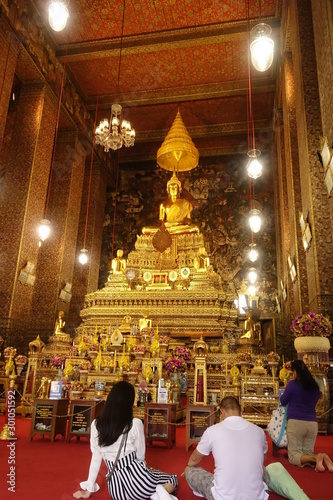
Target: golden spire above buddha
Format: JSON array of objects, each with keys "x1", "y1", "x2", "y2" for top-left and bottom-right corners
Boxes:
[{"x1": 157, "y1": 110, "x2": 199, "y2": 172}]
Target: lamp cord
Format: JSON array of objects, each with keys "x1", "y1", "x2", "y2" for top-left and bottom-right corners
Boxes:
[
  {"x1": 44, "y1": 44, "x2": 68, "y2": 219},
  {"x1": 117, "y1": 0, "x2": 126, "y2": 96}
]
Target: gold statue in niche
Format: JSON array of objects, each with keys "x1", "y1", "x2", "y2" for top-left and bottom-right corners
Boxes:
[
  {"x1": 194, "y1": 247, "x2": 210, "y2": 272},
  {"x1": 111, "y1": 249, "x2": 126, "y2": 274},
  {"x1": 240, "y1": 311, "x2": 256, "y2": 339},
  {"x1": 54, "y1": 311, "x2": 66, "y2": 335},
  {"x1": 142, "y1": 173, "x2": 199, "y2": 235}
]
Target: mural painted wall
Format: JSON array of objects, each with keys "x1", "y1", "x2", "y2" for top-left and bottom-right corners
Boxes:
[{"x1": 99, "y1": 155, "x2": 277, "y2": 315}]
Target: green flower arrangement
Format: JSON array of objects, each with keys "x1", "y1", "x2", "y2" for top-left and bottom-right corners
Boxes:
[{"x1": 291, "y1": 312, "x2": 332, "y2": 338}]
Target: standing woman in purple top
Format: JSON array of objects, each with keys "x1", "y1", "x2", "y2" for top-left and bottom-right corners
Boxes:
[{"x1": 280, "y1": 359, "x2": 333, "y2": 472}]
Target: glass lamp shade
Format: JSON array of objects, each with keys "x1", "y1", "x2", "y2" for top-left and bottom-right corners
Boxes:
[
  {"x1": 249, "y1": 209, "x2": 262, "y2": 233},
  {"x1": 246, "y1": 149, "x2": 263, "y2": 179},
  {"x1": 38, "y1": 219, "x2": 51, "y2": 242},
  {"x1": 250, "y1": 23, "x2": 274, "y2": 72},
  {"x1": 48, "y1": 2, "x2": 69, "y2": 32},
  {"x1": 248, "y1": 244, "x2": 259, "y2": 262},
  {"x1": 248, "y1": 270, "x2": 258, "y2": 284},
  {"x1": 79, "y1": 249, "x2": 89, "y2": 265}
]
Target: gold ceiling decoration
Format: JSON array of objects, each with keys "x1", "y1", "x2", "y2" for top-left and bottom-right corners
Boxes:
[{"x1": 157, "y1": 111, "x2": 199, "y2": 172}]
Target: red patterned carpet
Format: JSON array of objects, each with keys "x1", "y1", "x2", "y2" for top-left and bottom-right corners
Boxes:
[{"x1": 0, "y1": 415, "x2": 332, "y2": 500}]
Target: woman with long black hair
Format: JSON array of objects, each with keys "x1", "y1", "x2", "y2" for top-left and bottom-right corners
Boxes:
[
  {"x1": 280, "y1": 359, "x2": 333, "y2": 472},
  {"x1": 73, "y1": 381, "x2": 178, "y2": 499}
]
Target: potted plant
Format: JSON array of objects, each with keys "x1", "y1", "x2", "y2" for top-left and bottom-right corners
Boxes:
[
  {"x1": 291, "y1": 312, "x2": 332, "y2": 354},
  {"x1": 70, "y1": 380, "x2": 84, "y2": 399}
]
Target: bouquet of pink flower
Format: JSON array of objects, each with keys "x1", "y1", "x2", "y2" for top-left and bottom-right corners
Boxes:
[
  {"x1": 71, "y1": 380, "x2": 83, "y2": 392},
  {"x1": 236, "y1": 352, "x2": 252, "y2": 363},
  {"x1": 133, "y1": 344, "x2": 145, "y2": 354},
  {"x1": 88, "y1": 343, "x2": 99, "y2": 352},
  {"x1": 79, "y1": 359, "x2": 91, "y2": 371},
  {"x1": 174, "y1": 346, "x2": 191, "y2": 361},
  {"x1": 267, "y1": 352, "x2": 280, "y2": 363},
  {"x1": 70, "y1": 345, "x2": 79, "y2": 357},
  {"x1": 159, "y1": 335, "x2": 169, "y2": 345},
  {"x1": 15, "y1": 354, "x2": 28, "y2": 365},
  {"x1": 291, "y1": 312, "x2": 332, "y2": 337},
  {"x1": 165, "y1": 356, "x2": 187, "y2": 373},
  {"x1": 51, "y1": 353, "x2": 66, "y2": 368},
  {"x1": 4, "y1": 346, "x2": 17, "y2": 358}
]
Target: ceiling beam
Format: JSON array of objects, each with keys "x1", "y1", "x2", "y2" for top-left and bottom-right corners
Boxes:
[
  {"x1": 56, "y1": 18, "x2": 281, "y2": 62},
  {"x1": 84, "y1": 79, "x2": 276, "y2": 109}
]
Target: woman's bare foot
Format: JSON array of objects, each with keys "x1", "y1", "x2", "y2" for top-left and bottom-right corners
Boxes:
[
  {"x1": 323, "y1": 453, "x2": 333, "y2": 472},
  {"x1": 315, "y1": 453, "x2": 325, "y2": 472},
  {"x1": 73, "y1": 490, "x2": 91, "y2": 498}
]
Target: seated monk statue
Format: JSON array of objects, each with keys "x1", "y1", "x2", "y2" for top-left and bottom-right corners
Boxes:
[
  {"x1": 142, "y1": 173, "x2": 199, "y2": 235},
  {"x1": 194, "y1": 247, "x2": 210, "y2": 272},
  {"x1": 54, "y1": 311, "x2": 66, "y2": 335},
  {"x1": 111, "y1": 249, "x2": 126, "y2": 274},
  {"x1": 240, "y1": 311, "x2": 256, "y2": 339}
]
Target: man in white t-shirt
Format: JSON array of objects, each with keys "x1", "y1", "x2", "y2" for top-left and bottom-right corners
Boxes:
[{"x1": 183, "y1": 396, "x2": 269, "y2": 500}]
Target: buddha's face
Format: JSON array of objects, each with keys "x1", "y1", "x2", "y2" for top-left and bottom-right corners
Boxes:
[{"x1": 168, "y1": 183, "x2": 179, "y2": 200}]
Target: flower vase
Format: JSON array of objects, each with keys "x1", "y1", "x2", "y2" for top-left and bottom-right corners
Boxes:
[
  {"x1": 16, "y1": 362, "x2": 25, "y2": 376},
  {"x1": 70, "y1": 390, "x2": 82, "y2": 400},
  {"x1": 179, "y1": 372, "x2": 188, "y2": 396},
  {"x1": 159, "y1": 343, "x2": 168, "y2": 357},
  {"x1": 294, "y1": 336, "x2": 330, "y2": 370},
  {"x1": 171, "y1": 372, "x2": 180, "y2": 404},
  {"x1": 139, "y1": 392, "x2": 146, "y2": 408},
  {"x1": 79, "y1": 370, "x2": 88, "y2": 385}
]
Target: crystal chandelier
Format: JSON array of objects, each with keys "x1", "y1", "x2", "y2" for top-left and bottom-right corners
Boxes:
[
  {"x1": 48, "y1": 1, "x2": 69, "y2": 32},
  {"x1": 250, "y1": 23, "x2": 274, "y2": 72},
  {"x1": 95, "y1": 104, "x2": 135, "y2": 152}
]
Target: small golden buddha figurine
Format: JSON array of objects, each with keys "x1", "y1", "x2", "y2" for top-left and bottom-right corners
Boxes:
[
  {"x1": 142, "y1": 173, "x2": 199, "y2": 235},
  {"x1": 111, "y1": 249, "x2": 126, "y2": 274},
  {"x1": 119, "y1": 314, "x2": 131, "y2": 334},
  {"x1": 240, "y1": 311, "x2": 256, "y2": 339},
  {"x1": 54, "y1": 311, "x2": 66, "y2": 335},
  {"x1": 139, "y1": 313, "x2": 152, "y2": 332},
  {"x1": 150, "y1": 329, "x2": 160, "y2": 357}
]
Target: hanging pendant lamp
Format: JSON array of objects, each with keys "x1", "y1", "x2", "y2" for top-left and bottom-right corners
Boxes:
[{"x1": 250, "y1": 23, "x2": 274, "y2": 72}]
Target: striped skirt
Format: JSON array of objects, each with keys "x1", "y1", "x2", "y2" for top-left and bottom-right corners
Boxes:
[{"x1": 105, "y1": 451, "x2": 178, "y2": 500}]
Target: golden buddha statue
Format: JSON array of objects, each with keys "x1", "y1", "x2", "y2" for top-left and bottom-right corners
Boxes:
[
  {"x1": 150, "y1": 328, "x2": 160, "y2": 357},
  {"x1": 194, "y1": 247, "x2": 210, "y2": 272},
  {"x1": 142, "y1": 173, "x2": 199, "y2": 235},
  {"x1": 54, "y1": 311, "x2": 66, "y2": 335},
  {"x1": 139, "y1": 313, "x2": 152, "y2": 332},
  {"x1": 111, "y1": 249, "x2": 126, "y2": 274},
  {"x1": 119, "y1": 314, "x2": 131, "y2": 334},
  {"x1": 240, "y1": 311, "x2": 256, "y2": 339}
]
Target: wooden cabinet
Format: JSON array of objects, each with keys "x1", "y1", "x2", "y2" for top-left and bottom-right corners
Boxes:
[
  {"x1": 185, "y1": 404, "x2": 216, "y2": 451},
  {"x1": 30, "y1": 398, "x2": 69, "y2": 442},
  {"x1": 144, "y1": 403, "x2": 177, "y2": 448},
  {"x1": 67, "y1": 399, "x2": 105, "y2": 442}
]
